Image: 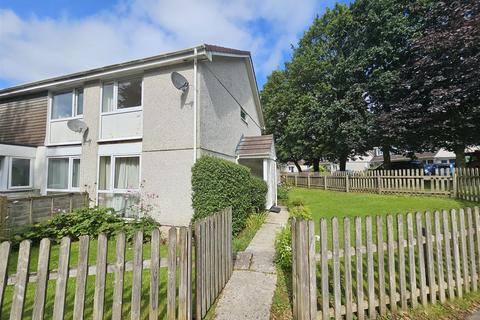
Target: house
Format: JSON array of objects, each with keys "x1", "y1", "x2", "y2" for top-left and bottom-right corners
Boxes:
[{"x1": 0, "y1": 44, "x2": 277, "y2": 226}]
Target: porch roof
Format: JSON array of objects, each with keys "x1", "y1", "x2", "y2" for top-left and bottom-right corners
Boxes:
[{"x1": 236, "y1": 135, "x2": 275, "y2": 158}]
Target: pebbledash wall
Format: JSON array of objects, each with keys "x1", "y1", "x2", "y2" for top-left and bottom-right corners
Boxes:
[{"x1": 0, "y1": 45, "x2": 264, "y2": 227}]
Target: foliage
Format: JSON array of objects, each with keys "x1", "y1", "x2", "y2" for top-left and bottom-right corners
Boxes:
[
  {"x1": 289, "y1": 205, "x2": 313, "y2": 221},
  {"x1": 287, "y1": 196, "x2": 305, "y2": 209},
  {"x1": 275, "y1": 227, "x2": 293, "y2": 271},
  {"x1": 390, "y1": 0, "x2": 480, "y2": 166},
  {"x1": 13, "y1": 207, "x2": 160, "y2": 244},
  {"x1": 250, "y1": 177, "x2": 268, "y2": 212},
  {"x1": 191, "y1": 156, "x2": 268, "y2": 235},
  {"x1": 277, "y1": 184, "x2": 291, "y2": 202},
  {"x1": 233, "y1": 212, "x2": 268, "y2": 252}
]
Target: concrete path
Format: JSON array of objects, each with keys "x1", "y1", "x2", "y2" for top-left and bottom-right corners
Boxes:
[
  {"x1": 214, "y1": 208, "x2": 289, "y2": 320},
  {"x1": 468, "y1": 311, "x2": 480, "y2": 320}
]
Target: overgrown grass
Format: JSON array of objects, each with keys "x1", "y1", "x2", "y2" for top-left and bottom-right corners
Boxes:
[
  {"x1": 270, "y1": 262, "x2": 293, "y2": 320},
  {"x1": 378, "y1": 290, "x2": 480, "y2": 319},
  {"x1": 233, "y1": 212, "x2": 268, "y2": 252}
]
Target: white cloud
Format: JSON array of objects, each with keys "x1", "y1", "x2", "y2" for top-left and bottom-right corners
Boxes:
[{"x1": 0, "y1": 0, "x2": 332, "y2": 87}]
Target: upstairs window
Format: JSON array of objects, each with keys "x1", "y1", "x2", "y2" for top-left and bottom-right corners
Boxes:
[
  {"x1": 240, "y1": 108, "x2": 247, "y2": 123},
  {"x1": 102, "y1": 78, "x2": 142, "y2": 113},
  {"x1": 51, "y1": 88, "x2": 83, "y2": 119}
]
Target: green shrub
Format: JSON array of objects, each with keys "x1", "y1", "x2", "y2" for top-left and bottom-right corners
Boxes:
[
  {"x1": 13, "y1": 207, "x2": 160, "y2": 244},
  {"x1": 288, "y1": 196, "x2": 305, "y2": 208},
  {"x1": 191, "y1": 156, "x2": 268, "y2": 235},
  {"x1": 277, "y1": 184, "x2": 290, "y2": 202},
  {"x1": 289, "y1": 205, "x2": 313, "y2": 221},
  {"x1": 250, "y1": 177, "x2": 268, "y2": 212},
  {"x1": 275, "y1": 227, "x2": 292, "y2": 271}
]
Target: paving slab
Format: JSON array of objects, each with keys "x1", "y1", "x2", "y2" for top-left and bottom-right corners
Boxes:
[{"x1": 214, "y1": 208, "x2": 289, "y2": 320}]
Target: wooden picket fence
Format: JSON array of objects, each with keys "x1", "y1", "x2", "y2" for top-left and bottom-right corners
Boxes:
[
  {"x1": 194, "y1": 207, "x2": 233, "y2": 319},
  {"x1": 292, "y1": 206, "x2": 480, "y2": 320},
  {"x1": 0, "y1": 208, "x2": 233, "y2": 320},
  {"x1": 282, "y1": 168, "x2": 480, "y2": 201}
]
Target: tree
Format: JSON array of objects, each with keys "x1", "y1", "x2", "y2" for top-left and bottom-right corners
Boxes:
[{"x1": 391, "y1": 0, "x2": 480, "y2": 166}]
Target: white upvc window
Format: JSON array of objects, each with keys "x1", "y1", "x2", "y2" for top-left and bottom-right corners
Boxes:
[
  {"x1": 97, "y1": 154, "x2": 141, "y2": 217},
  {"x1": 51, "y1": 88, "x2": 84, "y2": 120},
  {"x1": 47, "y1": 156, "x2": 81, "y2": 191},
  {"x1": 101, "y1": 77, "x2": 143, "y2": 114},
  {"x1": 8, "y1": 157, "x2": 33, "y2": 189}
]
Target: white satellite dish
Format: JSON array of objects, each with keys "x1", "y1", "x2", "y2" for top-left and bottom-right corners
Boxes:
[
  {"x1": 171, "y1": 72, "x2": 189, "y2": 93},
  {"x1": 67, "y1": 119, "x2": 88, "y2": 134}
]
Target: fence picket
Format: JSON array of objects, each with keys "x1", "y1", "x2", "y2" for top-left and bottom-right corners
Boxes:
[
  {"x1": 416, "y1": 212, "x2": 428, "y2": 305},
  {"x1": 434, "y1": 211, "x2": 446, "y2": 302},
  {"x1": 376, "y1": 216, "x2": 387, "y2": 314},
  {"x1": 150, "y1": 228, "x2": 160, "y2": 320},
  {"x1": 425, "y1": 211, "x2": 436, "y2": 303},
  {"x1": 179, "y1": 227, "x2": 189, "y2": 320},
  {"x1": 451, "y1": 209, "x2": 463, "y2": 297},
  {"x1": 387, "y1": 215, "x2": 397, "y2": 311},
  {"x1": 397, "y1": 214, "x2": 407, "y2": 310},
  {"x1": 459, "y1": 209, "x2": 470, "y2": 293},
  {"x1": 407, "y1": 213, "x2": 418, "y2": 307},
  {"x1": 131, "y1": 231, "x2": 143, "y2": 320},
  {"x1": 10, "y1": 240, "x2": 31, "y2": 320},
  {"x1": 112, "y1": 232, "x2": 126, "y2": 320},
  {"x1": 467, "y1": 208, "x2": 478, "y2": 292},
  {"x1": 443, "y1": 210, "x2": 455, "y2": 299},
  {"x1": 93, "y1": 234, "x2": 107, "y2": 320},
  {"x1": 53, "y1": 237, "x2": 70, "y2": 320},
  {"x1": 308, "y1": 220, "x2": 317, "y2": 320},
  {"x1": 366, "y1": 216, "x2": 376, "y2": 318},
  {"x1": 356, "y1": 217, "x2": 365, "y2": 320},
  {"x1": 32, "y1": 238, "x2": 51, "y2": 320},
  {"x1": 167, "y1": 227, "x2": 177, "y2": 320},
  {"x1": 0, "y1": 241, "x2": 10, "y2": 315},
  {"x1": 332, "y1": 218, "x2": 342, "y2": 319},
  {"x1": 320, "y1": 218, "x2": 330, "y2": 320},
  {"x1": 73, "y1": 236, "x2": 89, "y2": 320},
  {"x1": 344, "y1": 218, "x2": 353, "y2": 320}
]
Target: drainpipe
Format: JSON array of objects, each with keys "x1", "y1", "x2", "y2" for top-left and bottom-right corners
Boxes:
[{"x1": 193, "y1": 47, "x2": 198, "y2": 163}]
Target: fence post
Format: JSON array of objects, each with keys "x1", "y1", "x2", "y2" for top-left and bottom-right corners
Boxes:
[
  {"x1": 345, "y1": 175, "x2": 349, "y2": 193},
  {"x1": 0, "y1": 196, "x2": 8, "y2": 239},
  {"x1": 307, "y1": 175, "x2": 311, "y2": 188},
  {"x1": 294, "y1": 175, "x2": 298, "y2": 187},
  {"x1": 377, "y1": 176, "x2": 382, "y2": 194},
  {"x1": 324, "y1": 175, "x2": 328, "y2": 190},
  {"x1": 452, "y1": 169, "x2": 458, "y2": 198}
]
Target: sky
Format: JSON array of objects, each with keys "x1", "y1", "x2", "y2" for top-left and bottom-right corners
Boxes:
[{"x1": 0, "y1": 0, "x2": 347, "y2": 89}]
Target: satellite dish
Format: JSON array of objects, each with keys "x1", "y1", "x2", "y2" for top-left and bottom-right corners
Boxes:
[
  {"x1": 171, "y1": 72, "x2": 189, "y2": 93},
  {"x1": 67, "y1": 119, "x2": 88, "y2": 133}
]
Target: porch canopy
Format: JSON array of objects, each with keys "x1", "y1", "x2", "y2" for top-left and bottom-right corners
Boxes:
[{"x1": 236, "y1": 135, "x2": 277, "y2": 209}]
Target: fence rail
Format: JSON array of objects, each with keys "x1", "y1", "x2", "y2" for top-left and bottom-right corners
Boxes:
[
  {"x1": 0, "y1": 208, "x2": 233, "y2": 320},
  {"x1": 0, "y1": 193, "x2": 89, "y2": 238},
  {"x1": 282, "y1": 168, "x2": 480, "y2": 201},
  {"x1": 292, "y1": 206, "x2": 480, "y2": 320}
]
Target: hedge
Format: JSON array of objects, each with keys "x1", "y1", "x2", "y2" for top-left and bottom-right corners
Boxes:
[{"x1": 191, "y1": 156, "x2": 268, "y2": 235}]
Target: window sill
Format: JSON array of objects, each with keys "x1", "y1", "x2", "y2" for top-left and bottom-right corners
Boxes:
[
  {"x1": 100, "y1": 106, "x2": 142, "y2": 116},
  {"x1": 50, "y1": 116, "x2": 84, "y2": 123}
]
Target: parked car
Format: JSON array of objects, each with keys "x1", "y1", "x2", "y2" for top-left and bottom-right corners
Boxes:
[{"x1": 424, "y1": 163, "x2": 455, "y2": 175}]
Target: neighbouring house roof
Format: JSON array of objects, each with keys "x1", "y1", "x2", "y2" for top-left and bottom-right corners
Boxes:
[
  {"x1": 0, "y1": 43, "x2": 264, "y2": 127},
  {"x1": 236, "y1": 135, "x2": 275, "y2": 158},
  {"x1": 371, "y1": 151, "x2": 437, "y2": 163}
]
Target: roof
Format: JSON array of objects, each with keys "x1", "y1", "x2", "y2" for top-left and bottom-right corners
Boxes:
[
  {"x1": 372, "y1": 152, "x2": 436, "y2": 163},
  {"x1": 236, "y1": 135, "x2": 275, "y2": 157},
  {"x1": 0, "y1": 44, "x2": 251, "y2": 98}
]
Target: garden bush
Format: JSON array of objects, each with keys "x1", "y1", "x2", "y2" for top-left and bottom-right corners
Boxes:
[
  {"x1": 13, "y1": 207, "x2": 160, "y2": 244},
  {"x1": 275, "y1": 227, "x2": 292, "y2": 271},
  {"x1": 277, "y1": 184, "x2": 291, "y2": 202},
  {"x1": 289, "y1": 205, "x2": 313, "y2": 221},
  {"x1": 191, "y1": 156, "x2": 268, "y2": 235},
  {"x1": 288, "y1": 196, "x2": 305, "y2": 209}
]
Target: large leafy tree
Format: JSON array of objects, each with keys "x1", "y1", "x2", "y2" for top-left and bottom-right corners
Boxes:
[
  {"x1": 391, "y1": 0, "x2": 480, "y2": 166},
  {"x1": 347, "y1": 0, "x2": 430, "y2": 168}
]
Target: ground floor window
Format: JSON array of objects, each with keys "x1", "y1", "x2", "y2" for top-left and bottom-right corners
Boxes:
[
  {"x1": 47, "y1": 157, "x2": 81, "y2": 191},
  {"x1": 9, "y1": 158, "x2": 32, "y2": 188},
  {"x1": 97, "y1": 155, "x2": 140, "y2": 217}
]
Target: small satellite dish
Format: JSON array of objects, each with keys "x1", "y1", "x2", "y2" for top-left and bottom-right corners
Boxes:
[
  {"x1": 67, "y1": 119, "x2": 88, "y2": 133},
  {"x1": 171, "y1": 72, "x2": 189, "y2": 93}
]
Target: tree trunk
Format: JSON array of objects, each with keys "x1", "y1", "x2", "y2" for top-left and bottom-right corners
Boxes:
[
  {"x1": 293, "y1": 160, "x2": 302, "y2": 172},
  {"x1": 454, "y1": 145, "x2": 466, "y2": 168},
  {"x1": 312, "y1": 158, "x2": 320, "y2": 172},
  {"x1": 382, "y1": 145, "x2": 391, "y2": 169},
  {"x1": 339, "y1": 155, "x2": 348, "y2": 171}
]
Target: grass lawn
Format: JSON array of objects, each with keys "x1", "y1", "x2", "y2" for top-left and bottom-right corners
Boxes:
[{"x1": 289, "y1": 188, "x2": 477, "y2": 221}]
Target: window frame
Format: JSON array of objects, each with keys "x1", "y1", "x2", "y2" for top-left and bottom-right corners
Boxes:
[
  {"x1": 97, "y1": 154, "x2": 141, "y2": 194},
  {"x1": 46, "y1": 156, "x2": 81, "y2": 192},
  {"x1": 100, "y1": 77, "x2": 143, "y2": 115},
  {"x1": 50, "y1": 88, "x2": 84, "y2": 122},
  {"x1": 8, "y1": 157, "x2": 33, "y2": 189},
  {"x1": 240, "y1": 107, "x2": 248, "y2": 124}
]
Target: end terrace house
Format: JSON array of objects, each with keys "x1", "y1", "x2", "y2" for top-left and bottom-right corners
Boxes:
[{"x1": 0, "y1": 44, "x2": 277, "y2": 226}]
